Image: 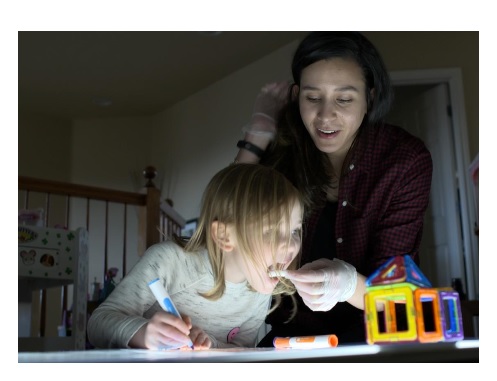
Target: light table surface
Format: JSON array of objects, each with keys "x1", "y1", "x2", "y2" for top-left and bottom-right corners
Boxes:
[{"x1": 18, "y1": 339, "x2": 479, "y2": 363}]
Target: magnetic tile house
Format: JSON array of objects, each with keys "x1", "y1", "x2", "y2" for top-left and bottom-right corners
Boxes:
[{"x1": 364, "y1": 255, "x2": 464, "y2": 344}]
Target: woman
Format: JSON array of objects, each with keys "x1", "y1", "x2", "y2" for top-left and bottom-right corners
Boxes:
[{"x1": 235, "y1": 31, "x2": 433, "y2": 344}]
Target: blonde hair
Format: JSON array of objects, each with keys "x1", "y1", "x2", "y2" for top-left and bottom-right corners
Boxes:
[{"x1": 174, "y1": 163, "x2": 303, "y2": 318}]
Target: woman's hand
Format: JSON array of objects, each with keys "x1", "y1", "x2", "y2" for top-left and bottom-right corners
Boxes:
[
  {"x1": 236, "y1": 81, "x2": 291, "y2": 164},
  {"x1": 284, "y1": 258, "x2": 357, "y2": 311},
  {"x1": 243, "y1": 81, "x2": 291, "y2": 139}
]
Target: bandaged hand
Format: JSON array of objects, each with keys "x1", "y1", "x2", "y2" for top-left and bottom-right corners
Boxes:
[
  {"x1": 284, "y1": 258, "x2": 357, "y2": 312},
  {"x1": 242, "y1": 81, "x2": 290, "y2": 140}
]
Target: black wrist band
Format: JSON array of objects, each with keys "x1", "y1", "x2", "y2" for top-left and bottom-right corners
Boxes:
[{"x1": 237, "y1": 140, "x2": 265, "y2": 158}]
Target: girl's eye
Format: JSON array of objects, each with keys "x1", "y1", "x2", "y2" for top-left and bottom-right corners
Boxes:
[
  {"x1": 292, "y1": 228, "x2": 302, "y2": 238},
  {"x1": 337, "y1": 98, "x2": 352, "y2": 104}
]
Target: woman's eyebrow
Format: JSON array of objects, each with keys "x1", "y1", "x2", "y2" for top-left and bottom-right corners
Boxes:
[{"x1": 301, "y1": 85, "x2": 360, "y2": 92}]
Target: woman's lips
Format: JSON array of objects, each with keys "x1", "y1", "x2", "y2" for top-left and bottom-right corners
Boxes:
[{"x1": 316, "y1": 128, "x2": 339, "y2": 139}]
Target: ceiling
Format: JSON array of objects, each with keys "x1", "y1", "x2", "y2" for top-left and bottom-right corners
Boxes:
[{"x1": 18, "y1": 31, "x2": 308, "y2": 120}]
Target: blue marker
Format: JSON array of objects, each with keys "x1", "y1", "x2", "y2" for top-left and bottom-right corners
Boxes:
[{"x1": 148, "y1": 278, "x2": 194, "y2": 348}]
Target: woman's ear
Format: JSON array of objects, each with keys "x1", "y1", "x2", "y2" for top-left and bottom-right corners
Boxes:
[
  {"x1": 291, "y1": 84, "x2": 299, "y2": 101},
  {"x1": 211, "y1": 221, "x2": 235, "y2": 252}
]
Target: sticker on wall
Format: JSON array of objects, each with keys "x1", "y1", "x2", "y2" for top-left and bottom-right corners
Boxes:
[
  {"x1": 18, "y1": 227, "x2": 38, "y2": 243},
  {"x1": 20, "y1": 250, "x2": 37, "y2": 266}
]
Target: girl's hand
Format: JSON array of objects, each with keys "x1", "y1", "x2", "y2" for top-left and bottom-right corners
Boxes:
[
  {"x1": 189, "y1": 326, "x2": 212, "y2": 350},
  {"x1": 139, "y1": 311, "x2": 193, "y2": 350}
]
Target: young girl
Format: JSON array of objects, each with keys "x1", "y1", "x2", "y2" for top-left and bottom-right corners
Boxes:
[{"x1": 87, "y1": 163, "x2": 303, "y2": 350}]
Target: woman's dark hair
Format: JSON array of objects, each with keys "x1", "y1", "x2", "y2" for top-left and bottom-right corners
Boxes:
[
  {"x1": 261, "y1": 32, "x2": 393, "y2": 212},
  {"x1": 292, "y1": 31, "x2": 393, "y2": 126}
]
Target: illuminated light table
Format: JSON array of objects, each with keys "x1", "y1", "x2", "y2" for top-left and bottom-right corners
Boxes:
[{"x1": 18, "y1": 339, "x2": 478, "y2": 363}]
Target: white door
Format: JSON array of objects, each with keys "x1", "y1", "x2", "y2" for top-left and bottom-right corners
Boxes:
[{"x1": 388, "y1": 83, "x2": 466, "y2": 289}]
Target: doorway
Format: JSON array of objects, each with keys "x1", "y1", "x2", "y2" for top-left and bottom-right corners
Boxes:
[{"x1": 387, "y1": 68, "x2": 478, "y2": 300}]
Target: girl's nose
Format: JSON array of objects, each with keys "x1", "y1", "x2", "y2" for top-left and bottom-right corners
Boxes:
[{"x1": 279, "y1": 239, "x2": 301, "y2": 263}]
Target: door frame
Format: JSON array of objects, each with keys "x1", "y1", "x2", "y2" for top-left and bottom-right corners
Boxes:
[{"x1": 390, "y1": 68, "x2": 478, "y2": 300}]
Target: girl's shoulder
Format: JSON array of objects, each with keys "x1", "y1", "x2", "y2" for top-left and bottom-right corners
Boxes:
[{"x1": 144, "y1": 240, "x2": 210, "y2": 283}]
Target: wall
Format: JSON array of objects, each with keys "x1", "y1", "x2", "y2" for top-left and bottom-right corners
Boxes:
[
  {"x1": 18, "y1": 114, "x2": 73, "y2": 181},
  {"x1": 71, "y1": 116, "x2": 155, "y2": 190},
  {"x1": 149, "y1": 41, "x2": 298, "y2": 219},
  {"x1": 362, "y1": 31, "x2": 478, "y2": 158},
  {"x1": 70, "y1": 40, "x2": 298, "y2": 221}
]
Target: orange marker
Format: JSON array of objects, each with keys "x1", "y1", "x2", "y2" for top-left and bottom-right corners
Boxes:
[{"x1": 273, "y1": 334, "x2": 338, "y2": 349}]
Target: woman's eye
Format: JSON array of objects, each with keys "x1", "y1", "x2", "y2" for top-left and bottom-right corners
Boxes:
[
  {"x1": 305, "y1": 96, "x2": 320, "y2": 103},
  {"x1": 337, "y1": 98, "x2": 352, "y2": 104}
]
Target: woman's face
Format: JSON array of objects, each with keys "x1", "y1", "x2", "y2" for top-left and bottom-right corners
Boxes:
[{"x1": 297, "y1": 57, "x2": 369, "y2": 159}]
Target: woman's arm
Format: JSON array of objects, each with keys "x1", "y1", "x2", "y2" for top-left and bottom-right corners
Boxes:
[{"x1": 235, "y1": 82, "x2": 289, "y2": 163}]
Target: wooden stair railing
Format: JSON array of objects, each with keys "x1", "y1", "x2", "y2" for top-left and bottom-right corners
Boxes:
[{"x1": 18, "y1": 166, "x2": 184, "y2": 251}]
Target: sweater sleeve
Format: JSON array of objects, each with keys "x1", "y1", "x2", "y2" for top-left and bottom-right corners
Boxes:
[{"x1": 87, "y1": 243, "x2": 174, "y2": 348}]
